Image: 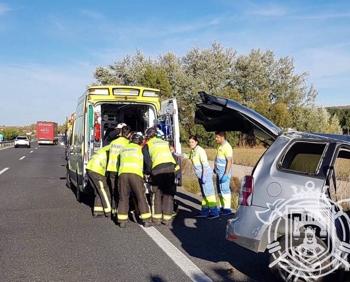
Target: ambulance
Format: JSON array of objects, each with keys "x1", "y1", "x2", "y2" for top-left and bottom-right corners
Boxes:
[{"x1": 66, "y1": 85, "x2": 180, "y2": 201}]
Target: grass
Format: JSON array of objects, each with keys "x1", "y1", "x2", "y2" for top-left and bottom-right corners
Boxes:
[
  {"x1": 181, "y1": 158, "x2": 241, "y2": 210},
  {"x1": 182, "y1": 146, "x2": 266, "y2": 167}
]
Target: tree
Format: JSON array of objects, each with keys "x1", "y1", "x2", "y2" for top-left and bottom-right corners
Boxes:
[{"x1": 93, "y1": 44, "x2": 327, "y2": 146}]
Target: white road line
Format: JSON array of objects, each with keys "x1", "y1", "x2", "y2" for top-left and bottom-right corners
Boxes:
[
  {"x1": 30, "y1": 150, "x2": 33, "y2": 153},
  {"x1": 19, "y1": 156, "x2": 26, "y2": 160},
  {"x1": 141, "y1": 226, "x2": 213, "y2": 282},
  {"x1": 0, "y1": 167, "x2": 9, "y2": 175},
  {"x1": 35, "y1": 147, "x2": 38, "y2": 150}
]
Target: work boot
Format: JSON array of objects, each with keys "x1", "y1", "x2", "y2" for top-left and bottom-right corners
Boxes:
[
  {"x1": 162, "y1": 219, "x2": 172, "y2": 226},
  {"x1": 152, "y1": 218, "x2": 161, "y2": 226},
  {"x1": 195, "y1": 208, "x2": 210, "y2": 218},
  {"x1": 143, "y1": 221, "x2": 152, "y2": 228},
  {"x1": 220, "y1": 208, "x2": 233, "y2": 216},
  {"x1": 207, "y1": 207, "x2": 220, "y2": 219},
  {"x1": 119, "y1": 221, "x2": 127, "y2": 228}
]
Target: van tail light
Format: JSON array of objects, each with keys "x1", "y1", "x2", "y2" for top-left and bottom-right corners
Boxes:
[
  {"x1": 94, "y1": 122, "x2": 101, "y2": 142},
  {"x1": 240, "y1": 175, "x2": 254, "y2": 206}
]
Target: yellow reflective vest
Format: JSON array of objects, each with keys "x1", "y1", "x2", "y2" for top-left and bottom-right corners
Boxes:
[
  {"x1": 107, "y1": 136, "x2": 130, "y2": 172},
  {"x1": 86, "y1": 145, "x2": 110, "y2": 176},
  {"x1": 147, "y1": 137, "x2": 176, "y2": 169},
  {"x1": 118, "y1": 143, "x2": 144, "y2": 178}
]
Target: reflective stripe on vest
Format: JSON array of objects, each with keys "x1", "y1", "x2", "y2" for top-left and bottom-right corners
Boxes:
[
  {"x1": 107, "y1": 137, "x2": 129, "y2": 172},
  {"x1": 147, "y1": 137, "x2": 176, "y2": 169},
  {"x1": 118, "y1": 143, "x2": 143, "y2": 178},
  {"x1": 86, "y1": 145, "x2": 110, "y2": 176}
]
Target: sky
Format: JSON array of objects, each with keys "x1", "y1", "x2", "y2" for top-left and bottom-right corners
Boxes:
[{"x1": 0, "y1": 0, "x2": 350, "y2": 125}]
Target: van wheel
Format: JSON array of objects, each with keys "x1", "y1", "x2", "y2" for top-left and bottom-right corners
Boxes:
[
  {"x1": 76, "y1": 185, "x2": 81, "y2": 202},
  {"x1": 66, "y1": 166, "x2": 72, "y2": 189},
  {"x1": 269, "y1": 234, "x2": 331, "y2": 281}
]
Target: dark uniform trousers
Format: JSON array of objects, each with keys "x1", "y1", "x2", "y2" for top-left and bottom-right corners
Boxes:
[
  {"x1": 118, "y1": 173, "x2": 150, "y2": 221},
  {"x1": 108, "y1": 172, "x2": 118, "y2": 212},
  {"x1": 87, "y1": 170, "x2": 111, "y2": 216},
  {"x1": 152, "y1": 172, "x2": 176, "y2": 219}
]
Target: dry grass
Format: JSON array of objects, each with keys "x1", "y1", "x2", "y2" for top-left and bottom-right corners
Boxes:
[
  {"x1": 180, "y1": 158, "x2": 241, "y2": 209},
  {"x1": 182, "y1": 145, "x2": 266, "y2": 167}
]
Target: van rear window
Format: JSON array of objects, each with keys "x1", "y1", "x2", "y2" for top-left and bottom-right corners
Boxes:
[{"x1": 280, "y1": 142, "x2": 327, "y2": 174}]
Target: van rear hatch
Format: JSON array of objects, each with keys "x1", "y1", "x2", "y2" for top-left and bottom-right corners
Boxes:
[{"x1": 195, "y1": 92, "x2": 282, "y2": 145}]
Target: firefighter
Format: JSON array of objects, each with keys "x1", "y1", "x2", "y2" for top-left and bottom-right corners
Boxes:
[
  {"x1": 86, "y1": 144, "x2": 112, "y2": 217},
  {"x1": 117, "y1": 132, "x2": 151, "y2": 228},
  {"x1": 214, "y1": 131, "x2": 233, "y2": 215},
  {"x1": 106, "y1": 124, "x2": 130, "y2": 216},
  {"x1": 143, "y1": 127, "x2": 177, "y2": 226}
]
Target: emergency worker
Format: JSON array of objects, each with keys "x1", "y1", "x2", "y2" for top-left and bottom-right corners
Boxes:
[
  {"x1": 86, "y1": 144, "x2": 112, "y2": 217},
  {"x1": 106, "y1": 124, "x2": 130, "y2": 215},
  {"x1": 214, "y1": 131, "x2": 233, "y2": 215},
  {"x1": 143, "y1": 127, "x2": 177, "y2": 226},
  {"x1": 188, "y1": 135, "x2": 219, "y2": 219},
  {"x1": 117, "y1": 133, "x2": 151, "y2": 228}
]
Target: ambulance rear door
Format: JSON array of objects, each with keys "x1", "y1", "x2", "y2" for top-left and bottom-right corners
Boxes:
[{"x1": 159, "y1": 98, "x2": 181, "y2": 154}]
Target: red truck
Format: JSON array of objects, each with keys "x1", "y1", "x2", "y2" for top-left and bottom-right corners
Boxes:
[{"x1": 36, "y1": 121, "x2": 58, "y2": 145}]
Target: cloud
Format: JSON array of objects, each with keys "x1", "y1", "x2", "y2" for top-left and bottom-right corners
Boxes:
[
  {"x1": 249, "y1": 5, "x2": 287, "y2": 17},
  {"x1": 294, "y1": 12, "x2": 350, "y2": 20},
  {"x1": 80, "y1": 9, "x2": 105, "y2": 20},
  {"x1": 0, "y1": 3, "x2": 11, "y2": 15},
  {"x1": 0, "y1": 63, "x2": 95, "y2": 125}
]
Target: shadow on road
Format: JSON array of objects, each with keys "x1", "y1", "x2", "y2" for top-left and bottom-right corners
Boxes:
[{"x1": 171, "y1": 192, "x2": 274, "y2": 282}]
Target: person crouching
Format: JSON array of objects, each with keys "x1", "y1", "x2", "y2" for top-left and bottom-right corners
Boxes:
[{"x1": 117, "y1": 132, "x2": 152, "y2": 228}]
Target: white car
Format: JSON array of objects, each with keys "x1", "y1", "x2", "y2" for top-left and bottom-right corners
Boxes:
[{"x1": 14, "y1": 136, "x2": 30, "y2": 148}]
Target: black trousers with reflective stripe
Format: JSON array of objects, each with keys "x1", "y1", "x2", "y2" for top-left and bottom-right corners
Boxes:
[
  {"x1": 87, "y1": 170, "x2": 111, "y2": 215},
  {"x1": 117, "y1": 173, "x2": 150, "y2": 222},
  {"x1": 152, "y1": 172, "x2": 176, "y2": 219}
]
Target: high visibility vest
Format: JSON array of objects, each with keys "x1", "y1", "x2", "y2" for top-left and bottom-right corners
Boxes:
[
  {"x1": 86, "y1": 145, "x2": 110, "y2": 176},
  {"x1": 147, "y1": 137, "x2": 176, "y2": 169},
  {"x1": 107, "y1": 137, "x2": 130, "y2": 172},
  {"x1": 189, "y1": 145, "x2": 210, "y2": 178},
  {"x1": 118, "y1": 143, "x2": 143, "y2": 178}
]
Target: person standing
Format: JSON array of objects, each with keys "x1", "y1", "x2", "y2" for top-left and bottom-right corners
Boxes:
[
  {"x1": 214, "y1": 131, "x2": 233, "y2": 215},
  {"x1": 106, "y1": 124, "x2": 130, "y2": 216},
  {"x1": 117, "y1": 133, "x2": 151, "y2": 228},
  {"x1": 143, "y1": 127, "x2": 177, "y2": 226},
  {"x1": 188, "y1": 135, "x2": 219, "y2": 219},
  {"x1": 86, "y1": 145, "x2": 112, "y2": 217}
]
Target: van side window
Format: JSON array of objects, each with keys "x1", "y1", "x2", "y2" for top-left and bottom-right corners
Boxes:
[
  {"x1": 280, "y1": 142, "x2": 326, "y2": 174},
  {"x1": 330, "y1": 148, "x2": 350, "y2": 211}
]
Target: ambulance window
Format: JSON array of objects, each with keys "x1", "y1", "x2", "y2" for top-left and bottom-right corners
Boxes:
[
  {"x1": 113, "y1": 88, "x2": 139, "y2": 96},
  {"x1": 88, "y1": 88, "x2": 109, "y2": 95}
]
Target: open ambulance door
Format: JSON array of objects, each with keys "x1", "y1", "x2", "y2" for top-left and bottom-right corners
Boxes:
[{"x1": 159, "y1": 98, "x2": 181, "y2": 154}]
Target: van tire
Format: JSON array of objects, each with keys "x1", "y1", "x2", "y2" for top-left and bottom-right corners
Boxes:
[
  {"x1": 269, "y1": 234, "x2": 331, "y2": 281},
  {"x1": 66, "y1": 166, "x2": 72, "y2": 189}
]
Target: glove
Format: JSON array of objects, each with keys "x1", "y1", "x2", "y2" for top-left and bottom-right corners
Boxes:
[{"x1": 220, "y1": 174, "x2": 229, "y2": 184}]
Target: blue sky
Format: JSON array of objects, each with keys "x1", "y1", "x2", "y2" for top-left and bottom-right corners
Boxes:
[{"x1": 0, "y1": 0, "x2": 350, "y2": 125}]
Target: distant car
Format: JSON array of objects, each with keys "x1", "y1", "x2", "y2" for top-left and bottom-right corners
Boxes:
[
  {"x1": 14, "y1": 136, "x2": 30, "y2": 148},
  {"x1": 195, "y1": 92, "x2": 350, "y2": 280}
]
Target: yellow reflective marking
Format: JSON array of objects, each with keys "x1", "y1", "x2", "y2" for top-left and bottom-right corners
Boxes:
[{"x1": 98, "y1": 180, "x2": 111, "y2": 210}]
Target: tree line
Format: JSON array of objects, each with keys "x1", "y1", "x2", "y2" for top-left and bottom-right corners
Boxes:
[{"x1": 92, "y1": 43, "x2": 341, "y2": 146}]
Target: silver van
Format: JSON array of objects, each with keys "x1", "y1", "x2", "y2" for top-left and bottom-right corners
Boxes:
[{"x1": 195, "y1": 92, "x2": 350, "y2": 281}]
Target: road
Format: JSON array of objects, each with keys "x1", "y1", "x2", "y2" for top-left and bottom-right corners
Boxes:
[{"x1": 0, "y1": 144, "x2": 273, "y2": 282}]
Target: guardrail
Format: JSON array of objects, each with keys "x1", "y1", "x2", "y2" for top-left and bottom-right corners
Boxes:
[{"x1": 0, "y1": 141, "x2": 14, "y2": 148}]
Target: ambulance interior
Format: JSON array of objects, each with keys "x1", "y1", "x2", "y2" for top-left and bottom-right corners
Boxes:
[{"x1": 100, "y1": 103, "x2": 156, "y2": 140}]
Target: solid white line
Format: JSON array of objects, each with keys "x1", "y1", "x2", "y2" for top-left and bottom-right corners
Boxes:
[
  {"x1": 141, "y1": 226, "x2": 213, "y2": 282},
  {"x1": 30, "y1": 150, "x2": 33, "y2": 153},
  {"x1": 0, "y1": 167, "x2": 9, "y2": 175},
  {"x1": 19, "y1": 156, "x2": 26, "y2": 160}
]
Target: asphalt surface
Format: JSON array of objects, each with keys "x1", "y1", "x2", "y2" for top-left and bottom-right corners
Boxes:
[{"x1": 0, "y1": 144, "x2": 273, "y2": 282}]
